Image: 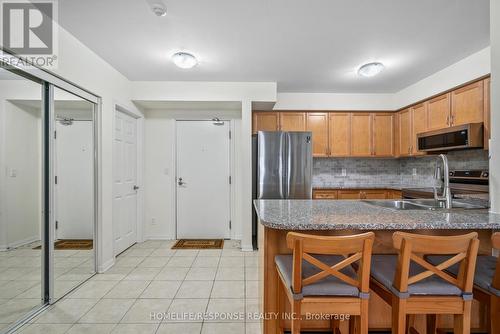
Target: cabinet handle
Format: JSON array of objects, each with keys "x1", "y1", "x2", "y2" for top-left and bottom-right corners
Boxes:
[
  {"x1": 450, "y1": 115, "x2": 454, "y2": 126},
  {"x1": 447, "y1": 115, "x2": 450, "y2": 126}
]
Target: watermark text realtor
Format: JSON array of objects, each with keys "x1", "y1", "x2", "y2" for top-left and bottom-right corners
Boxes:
[{"x1": 0, "y1": 0, "x2": 58, "y2": 68}]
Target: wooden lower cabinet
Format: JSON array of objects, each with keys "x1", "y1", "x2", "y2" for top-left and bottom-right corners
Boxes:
[{"x1": 313, "y1": 188, "x2": 395, "y2": 200}]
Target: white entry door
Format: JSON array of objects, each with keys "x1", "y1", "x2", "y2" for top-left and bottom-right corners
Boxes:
[
  {"x1": 113, "y1": 111, "x2": 138, "y2": 255},
  {"x1": 176, "y1": 120, "x2": 231, "y2": 239},
  {"x1": 55, "y1": 121, "x2": 94, "y2": 240}
]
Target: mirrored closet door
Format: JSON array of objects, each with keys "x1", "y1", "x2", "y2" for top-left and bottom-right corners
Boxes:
[{"x1": 0, "y1": 67, "x2": 44, "y2": 332}]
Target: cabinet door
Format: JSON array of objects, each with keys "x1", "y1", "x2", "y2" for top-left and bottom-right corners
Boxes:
[
  {"x1": 484, "y1": 77, "x2": 490, "y2": 150},
  {"x1": 393, "y1": 112, "x2": 400, "y2": 157},
  {"x1": 312, "y1": 190, "x2": 338, "y2": 199},
  {"x1": 279, "y1": 112, "x2": 306, "y2": 131},
  {"x1": 363, "y1": 190, "x2": 388, "y2": 200},
  {"x1": 389, "y1": 190, "x2": 402, "y2": 199},
  {"x1": 329, "y1": 113, "x2": 351, "y2": 157},
  {"x1": 350, "y1": 113, "x2": 372, "y2": 157},
  {"x1": 252, "y1": 112, "x2": 279, "y2": 134},
  {"x1": 427, "y1": 93, "x2": 451, "y2": 130},
  {"x1": 337, "y1": 190, "x2": 362, "y2": 200},
  {"x1": 306, "y1": 113, "x2": 329, "y2": 157},
  {"x1": 373, "y1": 113, "x2": 394, "y2": 157},
  {"x1": 451, "y1": 81, "x2": 484, "y2": 126},
  {"x1": 399, "y1": 109, "x2": 412, "y2": 156},
  {"x1": 411, "y1": 103, "x2": 427, "y2": 155}
]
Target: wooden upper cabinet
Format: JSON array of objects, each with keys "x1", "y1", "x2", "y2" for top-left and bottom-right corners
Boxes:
[
  {"x1": 279, "y1": 112, "x2": 306, "y2": 131},
  {"x1": 252, "y1": 112, "x2": 279, "y2": 134},
  {"x1": 411, "y1": 103, "x2": 428, "y2": 155},
  {"x1": 393, "y1": 112, "x2": 400, "y2": 157},
  {"x1": 329, "y1": 113, "x2": 351, "y2": 157},
  {"x1": 399, "y1": 109, "x2": 412, "y2": 156},
  {"x1": 427, "y1": 93, "x2": 451, "y2": 131},
  {"x1": 373, "y1": 113, "x2": 394, "y2": 157},
  {"x1": 306, "y1": 113, "x2": 329, "y2": 157},
  {"x1": 350, "y1": 113, "x2": 372, "y2": 157},
  {"x1": 451, "y1": 81, "x2": 484, "y2": 126},
  {"x1": 484, "y1": 77, "x2": 491, "y2": 150}
]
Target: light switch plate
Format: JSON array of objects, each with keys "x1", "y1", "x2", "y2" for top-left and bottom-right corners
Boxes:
[{"x1": 342, "y1": 168, "x2": 347, "y2": 177}]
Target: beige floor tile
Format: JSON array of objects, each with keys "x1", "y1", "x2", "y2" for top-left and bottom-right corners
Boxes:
[
  {"x1": 150, "y1": 249, "x2": 177, "y2": 257},
  {"x1": 172, "y1": 250, "x2": 199, "y2": 257},
  {"x1": 121, "y1": 298, "x2": 172, "y2": 323},
  {"x1": 67, "y1": 324, "x2": 116, "y2": 334},
  {"x1": 245, "y1": 322, "x2": 262, "y2": 334},
  {"x1": 221, "y1": 249, "x2": 245, "y2": 257},
  {"x1": 205, "y1": 299, "x2": 245, "y2": 322},
  {"x1": 35, "y1": 298, "x2": 99, "y2": 323},
  {"x1": 104, "y1": 280, "x2": 150, "y2": 299},
  {"x1": 219, "y1": 257, "x2": 244, "y2": 268},
  {"x1": 68, "y1": 280, "x2": 118, "y2": 299},
  {"x1": 124, "y1": 249, "x2": 155, "y2": 257},
  {"x1": 111, "y1": 323, "x2": 158, "y2": 334},
  {"x1": 245, "y1": 267, "x2": 259, "y2": 281},
  {"x1": 140, "y1": 281, "x2": 181, "y2": 299},
  {"x1": 165, "y1": 299, "x2": 208, "y2": 322},
  {"x1": 211, "y1": 281, "x2": 244, "y2": 299},
  {"x1": 244, "y1": 257, "x2": 258, "y2": 268},
  {"x1": 196, "y1": 249, "x2": 222, "y2": 257},
  {"x1": 165, "y1": 257, "x2": 196, "y2": 268},
  {"x1": 202, "y1": 322, "x2": 245, "y2": 334},
  {"x1": 175, "y1": 281, "x2": 213, "y2": 299},
  {"x1": 138, "y1": 257, "x2": 171, "y2": 268},
  {"x1": 0, "y1": 299, "x2": 43, "y2": 323},
  {"x1": 215, "y1": 267, "x2": 244, "y2": 281},
  {"x1": 185, "y1": 267, "x2": 217, "y2": 281},
  {"x1": 156, "y1": 322, "x2": 202, "y2": 333},
  {"x1": 191, "y1": 257, "x2": 220, "y2": 268},
  {"x1": 134, "y1": 241, "x2": 165, "y2": 249},
  {"x1": 18, "y1": 323, "x2": 72, "y2": 334},
  {"x1": 154, "y1": 267, "x2": 189, "y2": 281},
  {"x1": 78, "y1": 298, "x2": 134, "y2": 323},
  {"x1": 245, "y1": 281, "x2": 258, "y2": 299},
  {"x1": 114, "y1": 256, "x2": 145, "y2": 267},
  {"x1": 124, "y1": 267, "x2": 161, "y2": 281},
  {"x1": 245, "y1": 299, "x2": 260, "y2": 322}
]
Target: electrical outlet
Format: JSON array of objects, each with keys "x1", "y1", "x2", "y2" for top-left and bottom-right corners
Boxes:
[
  {"x1": 9, "y1": 168, "x2": 17, "y2": 177},
  {"x1": 342, "y1": 168, "x2": 347, "y2": 177},
  {"x1": 151, "y1": 218, "x2": 157, "y2": 225},
  {"x1": 412, "y1": 168, "x2": 417, "y2": 176}
]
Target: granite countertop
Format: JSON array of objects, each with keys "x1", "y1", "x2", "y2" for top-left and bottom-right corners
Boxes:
[
  {"x1": 313, "y1": 185, "x2": 433, "y2": 191},
  {"x1": 254, "y1": 199, "x2": 500, "y2": 230}
]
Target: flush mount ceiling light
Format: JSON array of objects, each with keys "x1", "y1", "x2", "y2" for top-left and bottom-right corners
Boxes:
[
  {"x1": 358, "y1": 62, "x2": 385, "y2": 77},
  {"x1": 172, "y1": 52, "x2": 198, "y2": 69},
  {"x1": 149, "y1": 2, "x2": 167, "y2": 16}
]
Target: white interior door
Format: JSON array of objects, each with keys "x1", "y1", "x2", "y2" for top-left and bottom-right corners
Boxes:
[
  {"x1": 176, "y1": 120, "x2": 231, "y2": 239},
  {"x1": 55, "y1": 121, "x2": 93, "y2": 240},
  {"x1": 113, "y1": 111, "x2": 138, "y2": 255}
]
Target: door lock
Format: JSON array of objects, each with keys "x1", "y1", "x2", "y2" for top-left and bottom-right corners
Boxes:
[
  {"x1": 178, "y1": 177, "x2": 186, "y2": 186},
  {"x1": 133, "y1": 185, "x2": 139, "y2": 190}
]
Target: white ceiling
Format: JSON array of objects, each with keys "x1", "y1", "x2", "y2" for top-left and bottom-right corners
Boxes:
[{"x1": 58, "y1": 0, "x2": 490, "y2": 93}]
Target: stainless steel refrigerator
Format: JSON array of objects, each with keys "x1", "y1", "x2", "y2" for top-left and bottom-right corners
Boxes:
[{"x1": 252, "y1": 131, "x2": 313, "y2": 248}]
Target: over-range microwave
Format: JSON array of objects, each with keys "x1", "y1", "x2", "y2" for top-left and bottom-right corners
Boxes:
[{"x1": 417, "y1": 123, "x2": 484, "y2": 152}]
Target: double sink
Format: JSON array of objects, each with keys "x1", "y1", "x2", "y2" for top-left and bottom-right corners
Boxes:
[{"x1": 363, "y1": 199, "x2": 487, "y2": 211}]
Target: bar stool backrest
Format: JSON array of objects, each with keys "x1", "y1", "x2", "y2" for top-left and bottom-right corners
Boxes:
[
  {"x1": 392, "y1": 232, "x2": 479, "y2": 294},
  {"x1": 286, "y1": 232, "x2": 375, "y2": 295},
  {"x1": 491, "y1": 232, "x2": 500, "y2": 291}
]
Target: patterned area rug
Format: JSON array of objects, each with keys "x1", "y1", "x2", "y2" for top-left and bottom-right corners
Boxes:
[
  {"x1": 172, "y1": 239, "x2": 224, "y2": 249},
  {"x1": 33, "y1": 239, "x2": 93, "y2": 250}
]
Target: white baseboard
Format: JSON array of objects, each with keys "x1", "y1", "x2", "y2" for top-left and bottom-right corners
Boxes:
[
  {"x1": 2, "y1": 236, "x2": 39, "y2": 250},
  {"x1": 98, "y1": 257, "x2": 115, "y2": 273},
  {"x1": 241, "y1": 244, "x2": 254, "y2": 252}
]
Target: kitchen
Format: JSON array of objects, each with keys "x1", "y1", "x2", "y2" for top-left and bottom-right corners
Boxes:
[{"x1": 253, "y1": 67, "x2": 499, "y2": 332}]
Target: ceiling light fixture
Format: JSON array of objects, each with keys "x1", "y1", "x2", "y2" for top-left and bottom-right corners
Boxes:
[
  {"x1": 172, "y1": 52, "x2": 198, "y2": 69},
  {"x1": 150, "y1": 2, "x2": 167, "y2": 16},
  {"x1": 358, "y1": 62, "x2": 385, "y2": 77}
]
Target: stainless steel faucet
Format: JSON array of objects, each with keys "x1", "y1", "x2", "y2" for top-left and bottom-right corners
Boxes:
[{"x1": 434, "y1": 154, "x2": 452, "y2": 209}]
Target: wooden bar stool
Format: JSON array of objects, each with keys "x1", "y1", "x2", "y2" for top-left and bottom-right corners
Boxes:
[
  {"x1": 369, "y1": 232, "x2": 479, "y2": 334},
  {"x1": 275, "y1": 231, "x2": 375, "y2": 334},
  {"x1": 428, "y1": 232, "x2": 500, "y2": 333}
]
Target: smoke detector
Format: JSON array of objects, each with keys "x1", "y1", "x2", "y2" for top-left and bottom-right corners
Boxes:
[{"x1": 150, "y1": 2, "x2": 167, "y2": 16}]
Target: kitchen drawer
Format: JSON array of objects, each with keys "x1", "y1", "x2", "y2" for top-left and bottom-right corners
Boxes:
[
  {"x1": 312, "y1": 190, "x2": 338, "y2": 199},
  {"x1": 337, "y1": 190, "x2": 363, "y2": 200}
]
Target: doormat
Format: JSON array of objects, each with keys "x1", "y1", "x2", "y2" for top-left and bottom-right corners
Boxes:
[
  {"x1": 33, "y1": 239, "x2": 93, "y2": 250},
  {"x1": 172, "y1": 239, "x2": 224, "y2": 249}
]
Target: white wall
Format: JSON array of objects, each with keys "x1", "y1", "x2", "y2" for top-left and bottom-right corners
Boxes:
[
  {"x1": 490, "y1": 1, "x2": 499, "y2": 213},
  {"x1": 0, "y1": 101, "x2": 41, "y2": 249},
  {"x1": 143, "y1": 108, "x2": 243, "y2": 242}
]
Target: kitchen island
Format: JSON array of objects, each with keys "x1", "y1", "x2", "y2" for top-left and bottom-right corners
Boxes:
[{"x1": 254, "y1": 199, "x2": 500, "y2": 333}]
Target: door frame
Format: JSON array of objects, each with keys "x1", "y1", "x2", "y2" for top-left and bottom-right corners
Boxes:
[
  {"x1": 112, "y1": 103, "x2": 144, "y2": 255},
  {"x1": 173, "y1": 119, "x2": 234, "y2": 240}
]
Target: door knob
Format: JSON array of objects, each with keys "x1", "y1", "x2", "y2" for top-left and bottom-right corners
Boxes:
[{"x1": 178, "y1": 177, "x2": 186, "y2": 186}]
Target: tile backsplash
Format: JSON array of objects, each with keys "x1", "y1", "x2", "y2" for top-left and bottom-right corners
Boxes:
[{"x1": 313, "y1": 149, "x2": 489, "y2": 189}]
